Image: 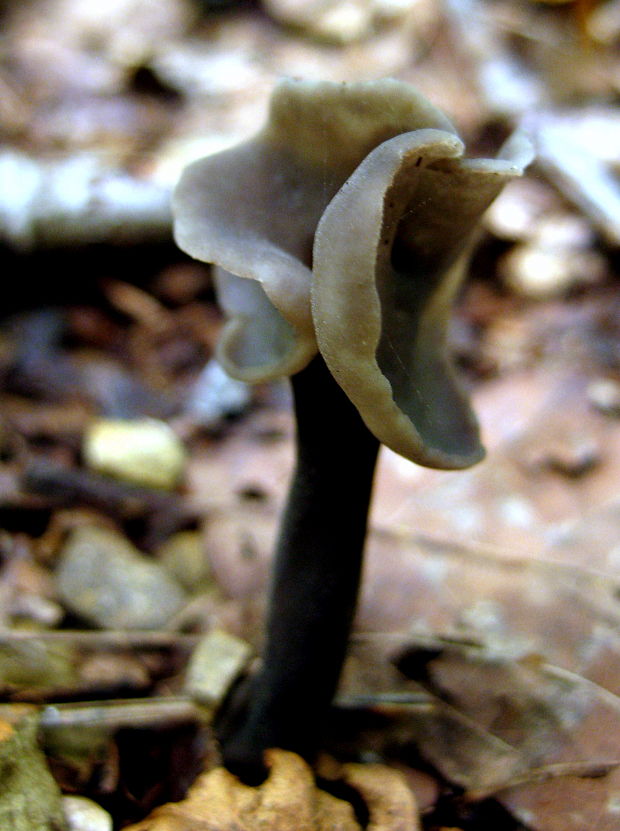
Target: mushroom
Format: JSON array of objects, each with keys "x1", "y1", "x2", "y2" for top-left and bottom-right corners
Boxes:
[{"x1": 173, "y1": 78, "x2": 532, "y2": 781}]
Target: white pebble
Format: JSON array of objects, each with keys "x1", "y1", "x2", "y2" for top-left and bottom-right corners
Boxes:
[
  {"x1": 63, "y1": 796, "x2": 112, "y2": 831},
  {"x1": 84, "y1": 418, "x2": 186, "y2": 489}
]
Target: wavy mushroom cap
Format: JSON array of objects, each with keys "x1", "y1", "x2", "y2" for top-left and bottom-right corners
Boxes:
[
  {"x1": 173, "y1": 78, "x2": 456, "y2": 383},
  {"x1": 173, "y1": 78, "x2": 532, "y2": 469},
  {"x1": 312, "y1": 128, "x2": 532, "y2": 469}
]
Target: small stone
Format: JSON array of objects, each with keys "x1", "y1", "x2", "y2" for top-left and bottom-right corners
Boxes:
[
  {"x1": 499, "y1": 243, "x2": 605, "y2": 299},
  {"x1": 265, "y1": 0, "x2": 371, "y2": 42},
  {"x1": 264, "y1": 0, "x2": 413, "y2": 43},
  {"x1": 588, "y1": 377, "x2": 620, "y2": 416},
  {"x1": 84, "y1": 417, "x2": 187, "y2": 489},
  {"x1": 156, "y1": 530, "x2": 213, "y2": 593},
  {"x1": 543, "y1": 437, "x2": 600, "y2": 477},
  {"x1": 56, "y1": 525, "x2": 186, "y2": 629},
  {"x1": 184, "y1": 629, "x2": 253, "y2": 707},
  {"x1": 10, "y1": 593, "x2": 64, "y2": 628},
  {"x1": 484, "y1": 177, "x2": 561, "y2": 241},
  {"x1": 534, "y1": 213, "x2": 594, "y2": 249},
  {"x1": 78, "y1": 653, "x2": 151, "y2": 690},
  {"x1": 458, "y1": 598, "x2": 505, "y2": 633},
  {"x1": 63, "y1": 796, "x2": 113, "y2": 831},
  {"x1": 589, "y1": 0, "x2": 620, "y2": 44},
  {"x1": 34, "y1": 0, "x2": 196, "y2": 67},
  {"x1": 184, "y1": 359, "x2": 251, "y2": 430}
]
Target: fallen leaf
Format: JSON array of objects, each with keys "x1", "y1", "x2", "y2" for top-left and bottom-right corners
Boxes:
[
  {"x1": 0, "y1": 708, "x2": 66, "y2": 831},
  {"x1": 124, "y1": 749, "x2": 419, "y2": 831},
  {"x1": 328, "y1": 761, "x2": 421, "y2": 831}
]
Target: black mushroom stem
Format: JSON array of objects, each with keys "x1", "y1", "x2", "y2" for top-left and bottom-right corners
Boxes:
[{"x1": 219, "y1": 354, "x2": 380, "y2": 783}]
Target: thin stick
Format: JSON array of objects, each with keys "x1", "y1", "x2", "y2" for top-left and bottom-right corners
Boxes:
[
  {"x1": 0, "y1": 630, "x2": 201, "y2": 649},
  {"x1": 33, "y1": 697, "x2": 206, "y2": 731}
]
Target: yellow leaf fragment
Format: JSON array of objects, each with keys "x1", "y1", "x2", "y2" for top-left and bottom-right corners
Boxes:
[
  {"x1": 125, "y1": 749, "x2": 419, "y2": 831},
  {"x1": 338, "y1": 763, "x2": 421, "y2": 831},
  {"x1": 0, "y1": 719, "x2": 15, "y2": 741}
]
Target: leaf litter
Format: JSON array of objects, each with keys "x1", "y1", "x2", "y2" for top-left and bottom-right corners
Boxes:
[{"x1": 3, "y1": 0, "x2": 620, "y2": 827}]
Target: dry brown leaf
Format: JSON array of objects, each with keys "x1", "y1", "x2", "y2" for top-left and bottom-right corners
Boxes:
[
  {"x1": 334, "y1": 762, "x2": 421, "y2": 831},
  {"x1": 349, "y1": 629, "x2": 620, "y2": 829},
  {"x1": 124, "y1": 749, "x2": 419, "y2": 831}
]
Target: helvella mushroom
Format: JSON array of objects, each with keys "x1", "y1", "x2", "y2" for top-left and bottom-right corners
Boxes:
[{"x1": 173, "y1": 78, "x2": 532, "y2": 781}]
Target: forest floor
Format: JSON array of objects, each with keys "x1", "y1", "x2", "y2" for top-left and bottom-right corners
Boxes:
[{"x1": 2, "y1": 0, "x2": 620, "y2": 828}]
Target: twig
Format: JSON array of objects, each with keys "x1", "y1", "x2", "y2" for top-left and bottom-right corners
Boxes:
[
  {"x1": 22, "y1": 459, "x2": 184, "y2": 519},
  {"x1": 335, "y1": 691, "x2": 434, "y2": 710},
  {"x1": 0, "y1": 629, "x2": 201, "y2": 650},
  {"x1": 530, "y1": 112, "x2": 620, "y2": 245},
  {"x1": 0, "y1": 696, "x2": 208, "y2": 731},
  {"x1": 466, "y1": 759, "x2": 620, "y2": 801}
]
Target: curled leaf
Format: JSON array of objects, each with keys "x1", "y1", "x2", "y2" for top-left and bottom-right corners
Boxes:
[{"x1": 124, "y1": 749, "x2": 419, "y2": 831}]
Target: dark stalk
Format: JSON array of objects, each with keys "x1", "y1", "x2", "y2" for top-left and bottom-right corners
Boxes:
[{"x1": 220, "y1": 355, "x2": 380, "y2": 781}]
